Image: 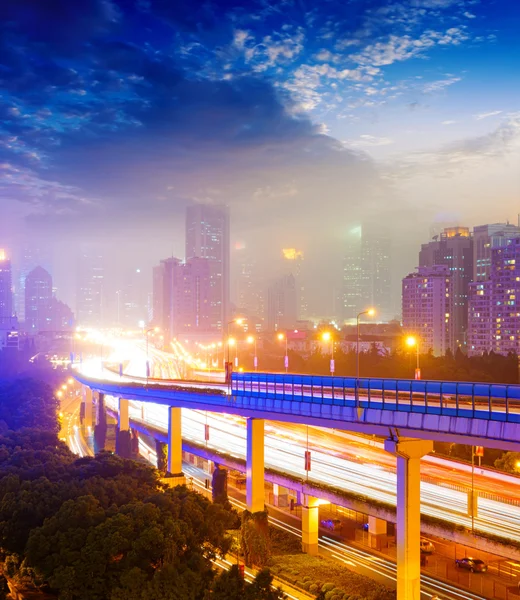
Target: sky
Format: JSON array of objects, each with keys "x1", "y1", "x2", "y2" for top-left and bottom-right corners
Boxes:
[{"x1": 1, "y1": 0, "x2": 519, "y2": 313}]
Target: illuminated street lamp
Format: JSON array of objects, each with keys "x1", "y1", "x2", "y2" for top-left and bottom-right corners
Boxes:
[
  {"x1": 225, "y1": 318, "x2": 245, "y2": 381},
  {"x1": 322, "y1": 331, "x2": 335, "y2": 375},
  {"x1": 247, "y1": 335, "x2": 257, "y2": 371},
  {"x1": 406, "y1": 335, "x2": 421, "y2": 380},
  {"x1": 145, "y1": 326, "x2": 159, "y2": 381},
  {"x1": 277, "y1": 332, "x2": 289, "y2": 373},
  {"x1": 356, "y1": 308, "x2": 375, "y2": 380}
]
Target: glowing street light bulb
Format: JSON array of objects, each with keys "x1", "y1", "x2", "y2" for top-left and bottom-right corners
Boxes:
[
  {"x1": 321, "y1": 331, "x2": 331, "y2": 342},
  {"x1": 277, "y1": 332, "x2": 285, "y2": 341},
  {"x1": 247, "y1": 335, "x2": 255, "y2": 344},
  {"x1": 236, "y1": 318, "x2": 244, "y2": 325},
  {"x1": 406, "y1": 336, "x2": 417, "y2": 347},
  {"x1": 367, "y1": 308, "x2": 376, "y2": 317},
  {"x1": 228, "y1": 337, "x2": 236, "y2": 346}
]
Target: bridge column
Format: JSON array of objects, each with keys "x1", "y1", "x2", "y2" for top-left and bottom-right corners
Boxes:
[
  {"x1": 246, "y1": 418, "x2": 265, "y2": 513},
  {"x1": 118, "y1": 398, "x2": 129, "y2": 431},
  {"x1": 368, "y1": 516, "x2": 387, "y2": 536},
  {"x1": 384, "y1": 438, "x2": 433, "y2": 600},
  {"x1": 81, "y1": 386, "x2": 93, "y2": 429},
  {"x1": 273, "y1": 484, "x2": 289, "y2": 507},
  {"x1": 167, "y1": 407, "x2": 184, "y2": 482},
  {"x1": 302, "y1": 495, "x2": 319, "y2": 555}
]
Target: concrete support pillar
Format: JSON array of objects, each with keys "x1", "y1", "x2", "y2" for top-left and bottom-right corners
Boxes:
[
  {"x1": 384, "y1": 438, "x2": 433, "y2": 600},
  {"x1": 273, "y1": 484, "x2": 289, "y2": 507},
  {"x1": 97, "y1": 392, "x2": 105, "y2": 425},
  {"x1": 82, "y1": 386, "x2": 93, "y2": 429},
  {"x1": 467, "y1": 490, "x2": 478, "y2": 519},
  {"x1": 302, "y1": 495, "x2": 320, "y2": 556},
  {"x1": 368, "y1": 516, "x2": 387, "y2": 536},
  {"x1": 167, "y1": 407, "x2": 183, "y2": 476},
  {"x1": 118, "y1": 398, "x2": 129, "y2": 431},
  {"x1": 246, "y1": 418, "x2": 265, "y2": 513}
]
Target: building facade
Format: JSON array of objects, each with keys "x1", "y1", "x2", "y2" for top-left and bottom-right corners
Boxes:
[
  {"x1": 468, "y1": 280, "x2": 492, "y2": 355},
  {"x1": 77, "y1": 248, "x2": 104, "y2": 326},
  {"x1": 473, "y1": 223, "x2": 520, "y2": 281},
  {"x1": 153, "y1": 256, "x2": 211, "y2": 341},
  {"x1": 0, "y1": 249, "x2": 13, "y2": 325},
  {"x1": 340, "y1": 225, "x2": 392, "y2": 322},
  {"x1": 25, "y1": 266, "x2": 53, "y2": 333},
  {"x1": 419, "y1": 227, "x2": 473, "y2": 349},
  {"x1": 402, "y1": 265, "x2": 452, "y2": 356},
  {"x1": 267, "y1": 274, "x2": 297, "y2": 331},
  {"x1": 185, "y1": 204, "x2": 230, "y2": 333}
]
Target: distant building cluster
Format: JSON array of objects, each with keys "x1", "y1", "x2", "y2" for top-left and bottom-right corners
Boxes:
[
  {"x1": 402, "y1": 222, "x2": 520, "y2": 356},
  {"x1": 0, "y1": 248, "x2": 74, "y2": 351}
]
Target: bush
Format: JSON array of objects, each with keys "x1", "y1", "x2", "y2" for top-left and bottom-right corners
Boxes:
[
  {"x1": 309, "y1": 583, "x2": 319, "y2": 594},
  {"x1": 322, "y1": 583, "x2": 335, "y2": 592}
]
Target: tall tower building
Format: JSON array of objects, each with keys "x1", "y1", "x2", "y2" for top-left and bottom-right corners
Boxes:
[
  {"x1": 267, "y1": 274, "x2": 297, "y2": 331},
  {"x1": 402, "y1": 266, "x2": 452, "y2": 356},
  {"x1": 153, "y1": 256, "x2": 211, "y2": 341},
  {"x1": 341, "y1": 225, "x2": 392, "y2": 322},
  {"x1": 186, "y1": 204, "x2": 230, "y2": 332},
  {"x1": 473, "y1": 223, "x2": 520, "y2": 281},
  {"x1": 77, "y1": 248, "x2": 104, "y2": 327},
  {"x1": 0, "y1": 249, "x2": 13, "y2": 325},
  {"x1": 282, "y1": 248, "x2": 307, "y2": 319},
  {"x1": 25, "y1": 266, "x2": 53, "y2": 333},
  {"x1": 419, "y1": 227, "x2": 473, "y2": 349}
]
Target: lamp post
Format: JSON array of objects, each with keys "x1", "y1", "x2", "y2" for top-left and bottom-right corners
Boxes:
[
  {"x1": 145, "y1": 326, "x2": 159, "y2": 381},
  {"x1": 406, "y1": 335, "x2": 421, "y2": 380},
  {"x1": 322, "y1": 331, "x2": 334, "y2": 375},
  {"x1": 356, "y1": 309, "x2": 375, "y2": 380},
  {"x1": 247, "y1": 335, "x2": 257, "y2": 371},
  {"x1": 277, "y1": 332, "x2": 288, "y2": 373},
  {"x1": 225, "y1": 318, "x2": 244, "y2": 383}
]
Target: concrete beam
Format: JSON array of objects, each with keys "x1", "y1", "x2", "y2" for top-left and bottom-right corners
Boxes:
[
  {"x1": 246, "y1": 418, "x2": 265, "y2": 513},
  {"x1": 385, "y1": 438, "x2": 433, "y2": 600}
]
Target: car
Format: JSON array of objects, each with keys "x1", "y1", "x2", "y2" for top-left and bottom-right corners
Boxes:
[
  {"x1": 455, "y1": 557, "x2": 487, "y2": 573},
  {"x1": 420, "y1": 539, "x2": 435, "y2": 554},
  {"x1": 321, "y1": 518, "x2": 343, "y2": 532}
]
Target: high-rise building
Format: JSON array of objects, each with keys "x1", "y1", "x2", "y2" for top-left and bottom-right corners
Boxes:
[
  {"x1": 235, "y1": 250, "x2": 264, "y2": 321},
  {"x1": 340, "y1": 225, "x2": 392, "y2": 322},
  {"x1": 267, "y1": 274, "x2": 297, "y2": 331},
  {"x1": 419, "y1": 227, "x2": 473, "y2": 348},
  {"x1": 469, "y1": 237, "x2": 520, "y2": 356},
  {"x1": 402, "y1": 265, "x2": 452, "y2": 356},
  {"x1": 25, "y1": 266, "x2": 53, "y2": 333},
  {"x1": 282, "y1": 248, "x2": 308, "y2": 320},
  {"x1": 15, "y1": 244, "x2": 52, "y2": 322},
  {"x1": 473, "y1": 223, "x2": 520, "y2": 281},
  {"x1": 77, "y1": 248, "x2": 104, "y2": 326},
  {"x1": 185, "y1": 204, "x2": 230, "y2": 333},
  {"x1": 0, "y1": 249, "x2": 13, "y2": 325},
  {"x1": 468, "y1": 281, "x2": 493, "y2": 356},
  {"x1": 153, "y1": 256, "x2": 211, "y2": 341}
]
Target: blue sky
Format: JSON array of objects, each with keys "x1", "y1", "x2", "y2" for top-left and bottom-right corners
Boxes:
[{"x1": 1, "y1": 0, "x2": 519, "y2": 310}]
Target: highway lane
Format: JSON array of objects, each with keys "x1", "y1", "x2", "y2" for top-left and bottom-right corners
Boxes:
[{"x1": 101, "y1": 395, "x2": 520, "y2": 544}]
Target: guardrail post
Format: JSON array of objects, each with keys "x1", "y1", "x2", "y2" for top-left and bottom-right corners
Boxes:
[
  {"x1": 246, "y1": 418, "x2": 265, "y2": 512},
  {"x1": 384, "y1": 437, "x2": 433, "y2": 600}
]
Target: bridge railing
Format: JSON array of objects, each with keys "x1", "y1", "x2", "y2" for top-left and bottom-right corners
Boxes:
[{"x1": 230, "y1": 373, "x2": 520, "y2": 422}]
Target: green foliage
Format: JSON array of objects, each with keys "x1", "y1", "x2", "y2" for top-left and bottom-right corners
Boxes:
[
  {"x1": 494, "y1": 451, "x2": 520, "y2": 474},
  {"x1": 155, "y1": 440, "x2": 168, "y2": 474},
  {"x1": 0, "y1": 378, "x2": 59, "y2": 433}
]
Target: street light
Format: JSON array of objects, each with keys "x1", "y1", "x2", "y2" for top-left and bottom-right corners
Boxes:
[
  {"x1": 277, "y1": 332, "x2": 288, "y2": 373},
  {"x1": 406, "y1": 335, "x2": 421, "y2": 380},
  {"x1": 321, "y1": 331, "x2": 335, "y2": 375},
  {"x1": 247, "y1": 335, "x2": 257, "y2": 371},
  {"x1": 145, "y1": 326, "x2": 159, "y2": 381},
  {"x1": 356, "y1": 308, "x2": 375, "y2": 380},
  {"x1": 225, "y1": 318, "x2": 245, "y2": 379}
]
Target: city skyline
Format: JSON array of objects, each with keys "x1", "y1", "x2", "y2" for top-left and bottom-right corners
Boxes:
[{"x1": 0, "y1": 0, "x2": 519, "y2": 317}]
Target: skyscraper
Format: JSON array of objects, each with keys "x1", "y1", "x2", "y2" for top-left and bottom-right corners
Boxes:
[
  {"x1": 77, "y1": 248, "x2": 104, "y2": 326},
  {"x1": 419, "y1": 227, "x2": 473, "y2": 348},
  {"x1": 473, "y1": 223, "x2": 520, "y2": 281},
  {"x1": 468, "y1": 237, "x2": 520, "y2": 356},
  {"x1": 235, "y1": 248, "x2": 264, "y2": 321},
  {"x1": 340, "y1": 225, "x2": 392, "y2": 322},
  {"x1": 402, "y1": 266, "x2": 452, "y2": 356},
  {"x1": 153, "y1": 256, "x2": 211, "y2": 341},
  {"x1": 282, "y1": 248, "x2": 308, "y2": 320},
  {"x1": 25, "y1": 266, "x2": 53, "y2": 333},
  {"x1": 267, "y1": 274, "x2": 297, "y2": 331},
  {"x1": 0, "y1": 249, "x2": 13, "y2": 325},
  {"x1": 186, "y1": 204, "x2": 230, "y2": 332}
]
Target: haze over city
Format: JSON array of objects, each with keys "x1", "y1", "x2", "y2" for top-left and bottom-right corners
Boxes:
[{"x1": 1, "y1": 0, "x2": 519, "y2": 318}]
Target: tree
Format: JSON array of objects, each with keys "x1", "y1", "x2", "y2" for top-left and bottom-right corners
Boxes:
[
  {"x1": 241, "y1": 510, "x2": 271, "y2": 568},
  {"x1": 494, "y1": 452, "x2": 520, "y2": 474}
]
